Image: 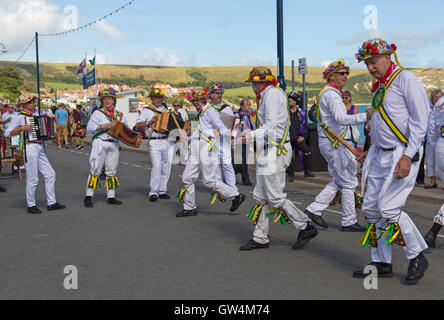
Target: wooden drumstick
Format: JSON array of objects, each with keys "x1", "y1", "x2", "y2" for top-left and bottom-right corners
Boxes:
[{"x1": 319, "y1": 121, "x2": 360, "y2": 157}]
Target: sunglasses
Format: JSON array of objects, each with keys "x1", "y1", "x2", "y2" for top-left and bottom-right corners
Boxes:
[
  {"x1": 212, "y1": 92, "x2": 222, "y2": 95},
  {"x1": 173, "y1": 105, "x2": 180, "y2": 107},
  {"x1": 335, "y1": 71, "x2": 350, "y2": 76}
]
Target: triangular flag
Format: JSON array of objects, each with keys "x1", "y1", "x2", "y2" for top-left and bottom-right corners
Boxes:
[
  {"x1": 76, "y1": 58, "x2": 87, "y2": 80},
  {"x1": 89, "y1": 56, "x2": 96, "y2": 66}
]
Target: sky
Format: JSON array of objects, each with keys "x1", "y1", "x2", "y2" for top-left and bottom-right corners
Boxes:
[{"x1": 1, "y1": 0, "x2": 444, "y2": 69}]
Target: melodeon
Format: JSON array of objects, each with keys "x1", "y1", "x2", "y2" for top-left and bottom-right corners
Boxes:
[
  {"x1": 25, "y1": 115, "x2": 56, "y2": 142},
  {"x1": 153, "y1": 111, "x2": 190, "y2": 134},
  {"x1": 108, "y1": 121, "x2": 142, "y2": 148}
]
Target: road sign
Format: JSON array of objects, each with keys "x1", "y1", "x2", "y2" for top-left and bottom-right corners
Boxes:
[{"x1": 298, "y1": 57, "x2": 308, "y2": 75}]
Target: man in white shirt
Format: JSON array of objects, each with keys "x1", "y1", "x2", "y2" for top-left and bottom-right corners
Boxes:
[
  {"x1": 304, "y1": 59, "x2": 370, "y2": 232},
  {"x1": 208, "y1": 82, "x2": 238, "y2": 193},
  {"x1": 135, "y1": 87, "x2": 174, "y2": 201},
  {"x1": 6, "y1": 95, "x2": 65, "y2": 214},
  {"x1": 84, "y1": 88, "x2": 128, "y2": 207},
  {"x1": 1, "y1": 105, "x2": 16, "y2": 132},
  {"x1": 176, "y1": 89, "x2": 245, "y2": 217},
  {"x1": 238, "y1": 67, "x2": 318, "y2": 251},
  {"x1": 352, "y1": 38, "x2": 429, "y2": 285}
]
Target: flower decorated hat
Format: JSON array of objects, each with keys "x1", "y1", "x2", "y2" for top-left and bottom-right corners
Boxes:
[
  {"x1": 146, "y1": 86, "x2": 166, "y2": 98},
  {"x1": 98, "y1": 88, "x2": 118, "y2": 101},
  {"x1": 245, "y1": 66, "x2": 277, "y2": 85},
  {"x1": 209, "y1": 81, "x2": 225, "y2": 95},
  {"x1": 355, "y1": 38, "x2": 397, "y2": 63},
  {"x1": 323, "y1": 59, "x2": 350, "y2": 81},
  {"x1": 185, "y1": 88, "x2": 210, "y2": 102},
  {"x1": 16, "y1": 94, "x2": 37, "y2": 106}
]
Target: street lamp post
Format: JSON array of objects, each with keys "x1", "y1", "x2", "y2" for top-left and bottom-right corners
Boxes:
[{"x1": 276, "y1": 0, "x2": 286, "y2": 91}]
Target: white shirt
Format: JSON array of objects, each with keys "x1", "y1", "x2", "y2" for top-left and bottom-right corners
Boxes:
[
  {"x1": 370, "y1": 67, "x2": 429, "y2": 159},
  {"x1": 192, "y1": 105, "x2": 228, "y2": 140},
  {"x1": 87, "y1": 108, "x2": 128, "y2": 143},
  {"x1": 426, "y1": 96, "x2": 444, "y2": 148},
  {"x1": 317, "y1": 85, "x2": 367, "y2": 140},
  {"x1": 249, "y1": 86, "x2": 289, "y2": 143},
  {"x1": 2, "y1": 111, "x2": 17, "y2": 131},
  {"x1": 136, "y1": 105, "x2": 168, "y2": 139}
]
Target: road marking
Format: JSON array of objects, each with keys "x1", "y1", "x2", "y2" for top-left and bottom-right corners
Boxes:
[
  {"x1": 121, "y1": 162, "x2": 129, "y2": 165},
  {"x1": 132, "y1": 164, "x2": 142, "y2": 168}
]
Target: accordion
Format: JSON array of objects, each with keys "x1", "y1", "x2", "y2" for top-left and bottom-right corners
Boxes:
[
  {"x1": 108, "y1": 121, "x2": 142, "y2": 148},
  {"x1": 153, "y1": 112, "x2": 189, "y2": 133},
  {"x1": 25, "y1": 116, "x2": 56, "y2": 142}
]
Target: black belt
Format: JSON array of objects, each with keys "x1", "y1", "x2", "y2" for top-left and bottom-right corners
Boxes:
[
  {"x1": 378, "y1": 147, "x2": 396, "y2": 152},
  {"x1": 150, "y1": 136, "x2": 167, "y2": 140},
  {"x1": 320, "y1": 136, "x2": 352, "y2": 142},
  {"x1": 102, "y1": 139, "x2": 118, "y2": 143},
  {"x1": 27, "y1": 141, "x2": 44, "y2": 145}
]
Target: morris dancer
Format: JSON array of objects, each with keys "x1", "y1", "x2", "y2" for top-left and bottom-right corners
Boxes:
[
  {"x1": 352, "y1": 39, "x2": 429, "y2": 284},
  {"x1": 238, "y1": 67, "x2": 318, "y2": 251},
  {"x1": 136, "y1": 87, "x2": 174, "y2": 202},
  {"x1": 423, "y1": 95, "x2": 444, "y2": 248},
  {"x1": 6, "y1": 95, "x2": 65, "y2": 214},
  {"x1": 304, "y1": 59, "x2": 370, "y2": 231},
  {"x1": 176, "y1": 89, "x2": 245, "y2": 217},
  {"x1": 84, "y1": 88, "x2": 127, "y2": 207},
  {"x1": 208, "y1": 82, "x2": 238, "y2": 193}
]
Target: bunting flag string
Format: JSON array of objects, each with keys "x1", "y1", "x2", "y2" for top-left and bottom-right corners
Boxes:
[
  {"x1": 39, "y1": 0, "x2": 136, "y2": 37},
  {"x1": 15, "y1": 36, "x2": 36, "y2": 63}
]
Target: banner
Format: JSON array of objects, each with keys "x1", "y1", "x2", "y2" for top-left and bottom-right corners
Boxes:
[
  {"x1": 82, "y1": 68, "x2": 96, "y2": 89},
  {"x1": 76, "y1": 58, "x2": 87, "y2": 79}
]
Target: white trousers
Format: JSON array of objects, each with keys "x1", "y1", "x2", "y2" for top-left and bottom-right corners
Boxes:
[
  {"x1": 305, "y1": 138, "x2": 358, "y2": 227},
  {"x1": 215, "y1": 135, "x2": 238, "y2": 193},
  {"x1": 252, "y1": 143, "x2": 310, "y2": 244},
  {"x1": 181, "y1": 139, "x2": 238, "y2": 211},
  {"x1": 24, "y1": 143, "x2": 57, "y2": 207},
  {"x1": 425, "y1": 141, "x2": 436, "y2": 178},
  {"x1": 85, "y1": 139, "x2": 120, "y2": 199},
  {"x1": 148, "y1": 139, "x2": 174, "y2": 196},
  {"x1": 362, "y1": 145, "x2": 428, "y2": 262},
  {"x1": 432, "y1": 139, "x2": 444, "y2": 224}
]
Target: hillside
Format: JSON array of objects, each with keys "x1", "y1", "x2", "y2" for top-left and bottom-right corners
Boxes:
[{"x1": 1, "y1": 61, "x2": 443, "y2": 104}]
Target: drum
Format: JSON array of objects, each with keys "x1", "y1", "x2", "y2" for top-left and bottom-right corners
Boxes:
[{"x1": 108, "y1": 121, "x2": 142, "y2": 148}]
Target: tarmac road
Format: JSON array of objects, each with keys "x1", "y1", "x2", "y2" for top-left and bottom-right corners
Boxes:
[{"x1": 0, "y1": 144, "x2": 443, "y2": 300}]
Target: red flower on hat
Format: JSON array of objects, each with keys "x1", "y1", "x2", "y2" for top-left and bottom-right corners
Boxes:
[
  {"x1": 391, "y1": 44, "x2": 397, "y2": 51},
  {"x1": 366, "y1": 43, "x2": 373, "y2": 50},
  {"x1": 371, "y1": 48, "x2": 379, "y2": 56}
]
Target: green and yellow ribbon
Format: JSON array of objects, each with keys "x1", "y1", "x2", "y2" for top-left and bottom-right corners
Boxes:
[
  {"x1": 88, "y1": 174, "x2": 101, "y2": 190},
  {"x1": 197, "y1": 129, "x2": 218, "y2": 153},
  {"x1": 247, "y1": 205, "x2": 263, "y2": 224},
  {"x1": 359, "y1": 223, "x2": 375, "y2": 247},
  {"x1": 209, "y1": 192, "x2": 226, "y2": 205},
  {"x1": 176, "y1": 187, "x2": 187, "y2": 203},
  {"x1": 105, "y1": 176, "x2": 120, "y2": 190},
  {"x1": 265, "y1": 207, "x2": 291, "y2": 226}
]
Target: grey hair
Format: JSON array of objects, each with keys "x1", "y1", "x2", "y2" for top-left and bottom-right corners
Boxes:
[{"x1": 430, "y1": 89, "x2": 443, "y2": 103}]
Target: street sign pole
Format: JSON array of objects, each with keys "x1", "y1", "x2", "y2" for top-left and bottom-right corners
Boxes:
[
  {"x1": 291, "y1": 60, "x2": 295, "y2": 91},
  {"x1": 35, "y1": 32, "x2": 41, "y2": 115}
]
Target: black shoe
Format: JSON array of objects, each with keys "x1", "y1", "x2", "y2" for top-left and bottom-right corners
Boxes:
[
  {"x1": 47, "y1": 202, "x2": 66, "y2": 211},
  {"x1": 230, "y1": 193, "x2": 246, "y2": 212},
  {"x1": 424, "y1": 230, "x2": 437, "y2": 249},
  {"x1": 107, "y1": 198, "x2": 122, "y2": 205},
  {"x1": 0, "y1": 185, "x2": 7, "y2": 192},
  {"x1": 239, "y1": 239, "x2": 270, "y2": 251},
  {"x1": 341, "y1": 222, "x2": 366, "y2": 232},
  {"x1": 424, "y1": 184, "x2": 438, "y2": 189},
  {"x1": 304, "y1": 171, "x2": 316, "y2": 178},
  {"x1": 158, "y1": 194, "x2": 170, "y2": 200},
  {"x1": 405, "y1": 252, "x2": 429, "y2": 285},
  {"x1": 149, "y1": 195, "x2": 158, "y2": 202},
  {"x1": 287, "y1": 175, "x2": 295, "y2": 183},
  {"x1": 353, "y1": 262, "x2": 393, "y2": 278},
  {"x1": 27, "y1": 206, "x2": 42, "y2": 215},
  {"x1": 242, "y1": 179, "x2": 253, "y2": 186},
  {"x1": 176, "y1": 209, "x2": 198, "y2": 217},
  {"x1": 304, "y1": 209, "x2": 328, "y2": 229},
  {"x1": 84, "y1": 196, "x2": 93, "y2": 208},
  {"x1": 292, "y1": 223, "x2": 318, "y2": 250}
]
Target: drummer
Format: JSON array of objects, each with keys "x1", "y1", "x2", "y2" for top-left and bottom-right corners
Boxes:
[
  {"x1": 135, "y1": 86, "x2": 175, "y2": 202},
  {"x1": 83, "y1": 88, "x2": 128, "y2": 208}
]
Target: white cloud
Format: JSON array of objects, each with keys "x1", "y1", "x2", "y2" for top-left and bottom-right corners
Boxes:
[
  {"x1": 137, "y1": 48, "x2": 197, "y2": 66},
  {"x1": 0, "y1": 0, "x2": 65, "y2": 53},
  {"x1": 94, "y1": 20, "x2": 126, "y2": 42}
]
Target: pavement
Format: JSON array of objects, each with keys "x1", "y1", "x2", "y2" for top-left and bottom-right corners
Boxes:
[{"x1": 0, "y1": 143, "x2": 443, "y2": 300}]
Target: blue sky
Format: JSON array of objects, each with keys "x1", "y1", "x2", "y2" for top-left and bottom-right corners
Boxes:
[{"x1": 1, "y1": 0, "x2": 444, "y2": 68}]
